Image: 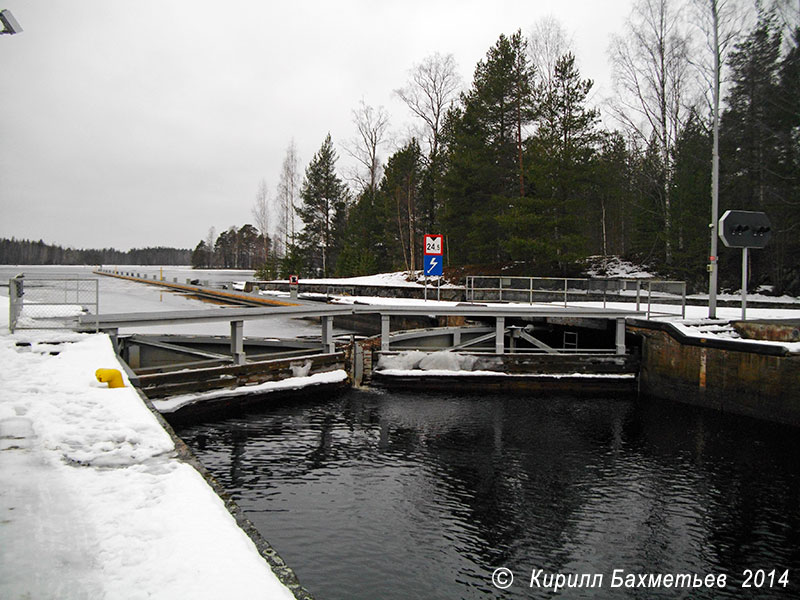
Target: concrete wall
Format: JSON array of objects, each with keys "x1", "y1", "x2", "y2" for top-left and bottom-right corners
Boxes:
[{"x1": 631, "y1": 321, "x2": 800, "y2": 426}]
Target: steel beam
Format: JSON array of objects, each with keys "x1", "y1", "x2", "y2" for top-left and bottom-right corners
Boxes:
[
  {"x1": 615, "y1": 318, "x2": 626, "y2": 355},
  {"x1": 496, "y1": 316, "x2": 505, "y2": 354},
  {"x1": 321, "y1": 315, "x2": 334, "y2": 354},
  {"x1": 231, "y1": 320, "x2": 245, "y2": 365}
]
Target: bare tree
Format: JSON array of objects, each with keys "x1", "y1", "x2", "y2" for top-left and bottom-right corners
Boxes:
[
  {"x1": 395, "y1": 53, "x2": 461, "y2": 244},
  {"x1": 771, "y1": 0, "x2": 800, "y2": 42},
  {"x1": 276, "y1": 140, "x2": 300, "y2": 255},
  {"x1": 610, "y1": 0, "x2": 695, "y2": 264},
  {"x1": 395, "y1": 52, "x2": 461, "y2": 163},
  {"x1": 251, "y1": 179, "x2": 270, "y2": 265},
  {"x1": 204, "y1": 227, "x2": 216, "y2": 268},
  {"x1": 345, "y1": 100, "x2": 390, "y2": 198},
  {"x1": 529, "y1": 16, "x2": 573, "y2": 98}
]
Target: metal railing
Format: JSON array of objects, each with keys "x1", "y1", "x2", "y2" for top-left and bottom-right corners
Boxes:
[
  {"x1": 8, "y1": 276, "x2": 99, "y2": 333},
  {"x1": 465, "y1": 276, "x2": 686, "y2": 318}
]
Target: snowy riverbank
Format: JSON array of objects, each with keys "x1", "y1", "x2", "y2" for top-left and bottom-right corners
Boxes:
[{"x1": 0, "y1": 296, "x2": 297, "y2": 600}]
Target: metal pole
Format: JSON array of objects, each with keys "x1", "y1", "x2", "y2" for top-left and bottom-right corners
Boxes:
[
  {"x1": 681, "y1": 282, "x2": 686, "y2": 319},
  {"x1": 708, "y1": 0, "x2": 721, "y2": 318},
  {"x1": 564, "y1": 279, "x2": 568, "y2": 307},
  {"x1": 742, "y1": 247, "x2": 748, "y2": 320},
  {"x1": 9, "y1": 278, "x2": 16, "y2": 333}
]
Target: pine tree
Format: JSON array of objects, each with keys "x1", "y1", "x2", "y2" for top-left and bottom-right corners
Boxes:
[
  {"x1": 379, "y1": 140, "x2": 424, "y2": 272},
  {"x1": 296, "y1": 134, "x2": 349, "y2": 277},
  {"x1": 439, "y1": 31, "x2": 537, "y2": 265},
  {"x1": 719, "y1": 9, "x2": 797, "y2": 291},
  {"x1": 512, "y1": 53, "x2": 600, "y2": 271}
]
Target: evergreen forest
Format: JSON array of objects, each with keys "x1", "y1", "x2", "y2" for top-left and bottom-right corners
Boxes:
[{"x1": 217, "y1": 2, "x2": 796, "y2": 294}]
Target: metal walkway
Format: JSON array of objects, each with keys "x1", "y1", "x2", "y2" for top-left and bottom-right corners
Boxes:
[{"x1": 77, "y1": 302, "x2": 646, "y2": 362}]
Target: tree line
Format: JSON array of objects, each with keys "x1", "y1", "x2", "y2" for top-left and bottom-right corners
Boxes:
[
  {"x1": 0, "y1": 237, "x2": 191, "y2": 266},
  {"x1": 197, "y1": 0, "x2": 798, "y2": 292}
]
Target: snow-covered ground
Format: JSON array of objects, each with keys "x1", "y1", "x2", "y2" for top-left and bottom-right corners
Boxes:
[
  {"x1": 267, "y1": 270, "x2": 459, "y2": 288},
  {"x1": 0, "y1": 295, "x2": 295, "y2": 600},
  {"x1": 3, "y1": 266, "x2": 799, "y2": 598}
]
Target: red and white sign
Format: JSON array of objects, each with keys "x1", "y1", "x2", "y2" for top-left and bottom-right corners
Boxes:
[
  {"x1": 424, "y1": 234, "x2": 443, "y2": 255},
  {"x1": 289, "y1": 275, "x2": 299, "y2": 285}
]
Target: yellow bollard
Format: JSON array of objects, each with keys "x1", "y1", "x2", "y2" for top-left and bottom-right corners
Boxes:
[{"x1": 95, "y1": 368, "x2": 125, "y2": 388}]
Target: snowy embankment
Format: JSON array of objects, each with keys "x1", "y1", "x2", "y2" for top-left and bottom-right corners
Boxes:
[
  {"x1": 0, "y1": 297, "x2": 295, "y2": 600},
  {"x1": 267, "y1": 270, "x2": 459, "y2": 288}
]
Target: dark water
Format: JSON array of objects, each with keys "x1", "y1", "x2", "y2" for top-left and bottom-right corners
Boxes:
[{"x1": 177, "y1": 391, "x2": 800, "y2": 599}]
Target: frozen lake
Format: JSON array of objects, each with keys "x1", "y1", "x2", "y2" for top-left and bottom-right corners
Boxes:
[{"x1": 0, "y1": 265, "x2": 327, "y2": 338}]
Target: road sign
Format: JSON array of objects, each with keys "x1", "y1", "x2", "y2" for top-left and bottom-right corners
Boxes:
[
  {"x1": 719, "y1": 210, "x2": 772, "y2": 248},
  {"x1": 424, "y1": 254, "x2": 443, "y2": 277},
  {"x1": 718, "y1": 210, "x2": 771, "y2": 321},
  {"x1": 424, "y1": 234, "x2": 443, "y2": 255}
]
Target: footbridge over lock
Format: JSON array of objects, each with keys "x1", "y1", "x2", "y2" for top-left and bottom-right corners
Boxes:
[{"x1": 73, "y1": 301, "x2": 645, "y2": 400}]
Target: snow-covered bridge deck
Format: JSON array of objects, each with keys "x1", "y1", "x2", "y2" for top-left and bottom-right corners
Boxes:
[{"x1": 78, "y1": 302, "x2": 646, "y2": 357}]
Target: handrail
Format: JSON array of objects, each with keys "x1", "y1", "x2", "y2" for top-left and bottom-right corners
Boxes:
[{"x1": 466, "y1": 275, "x2": 686, "y2": 318}]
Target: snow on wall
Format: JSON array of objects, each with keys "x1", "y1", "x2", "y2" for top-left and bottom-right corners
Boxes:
[{"x1": 0, "y1": 295, "x2": 296, "y2": 600}]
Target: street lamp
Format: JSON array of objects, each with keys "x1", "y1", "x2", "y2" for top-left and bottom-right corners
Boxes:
[{"x1": 0, "y1": 9, "x2": 22, "y2": 35}]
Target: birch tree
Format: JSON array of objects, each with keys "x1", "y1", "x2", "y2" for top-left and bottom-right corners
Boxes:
[
  {"x1": 251, "y1": 179, "x2": 270, "y2": 265},
  {"x1": 346, "y1": 100, "x2": 390, "y2": 198},
  {"x1": 529, "y1": 16, "x2": 573, "y2": 101},
  {"x1": 610, "y1": 0, "x2": 695, "y2": 264},
  {"x1": 395, "y1": 53, "x2": 461, "y2": 234},
  {"x1": 276, "y1": 140, "x2": 300, "y2": 256}
]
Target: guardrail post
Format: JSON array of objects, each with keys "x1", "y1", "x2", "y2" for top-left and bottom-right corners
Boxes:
[{"x1": 230, "y1": 320, "x2": 245, "y2": 365}]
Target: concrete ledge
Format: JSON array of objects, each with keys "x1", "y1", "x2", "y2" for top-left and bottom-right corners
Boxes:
[
  {"x1": 630, "y1": 321, "x2": 800, "y2": 426},
  {"x1": 134, "y1": 388, "x2": 316, "y2": 599}
]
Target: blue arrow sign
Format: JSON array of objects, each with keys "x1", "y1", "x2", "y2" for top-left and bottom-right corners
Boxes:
[{"x1": 424, "y1": 254, "x2": 443, "y2": 277}]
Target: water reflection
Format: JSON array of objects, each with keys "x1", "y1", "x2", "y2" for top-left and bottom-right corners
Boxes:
[{"x1": 178, "y1": 391, "x2": 800, "y2": 600}]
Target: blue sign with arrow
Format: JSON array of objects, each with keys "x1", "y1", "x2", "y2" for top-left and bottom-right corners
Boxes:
[{"x1": 424, "y1": 254, "x2": 443, "y2": 277}]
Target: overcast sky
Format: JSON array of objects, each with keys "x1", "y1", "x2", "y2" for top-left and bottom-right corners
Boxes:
[{"x1": 0, "y1": 0, "x2": 635, "y2": 252}]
